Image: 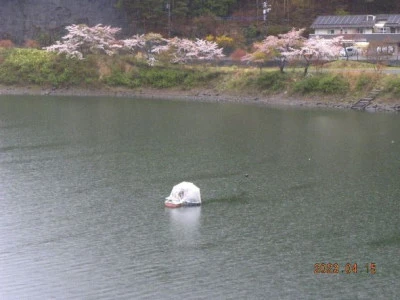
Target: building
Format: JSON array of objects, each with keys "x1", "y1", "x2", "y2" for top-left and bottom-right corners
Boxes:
[{"x1": 310, "y1": 14, "x2": 400, "y2": 56}]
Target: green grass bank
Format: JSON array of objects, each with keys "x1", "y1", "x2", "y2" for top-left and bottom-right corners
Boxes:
[{"x1": 0, "y1": 48, "x2": 399, "y2": 110}]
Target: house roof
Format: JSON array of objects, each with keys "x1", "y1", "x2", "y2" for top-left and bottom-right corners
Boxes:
[
  {"x1": 311, "y1": 14, "x2": 400, "y2": 29},
  {"x1": 385, "y1": 14, "x2": 400, "y2": 26}
]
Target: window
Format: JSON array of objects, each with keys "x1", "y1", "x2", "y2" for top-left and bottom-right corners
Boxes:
[
  {"x1": 380, "y1": 27, "x2": 389, "y2": 33},
  {"x1": 328, "y1": 29, "x2": 335, "y2": 34},
  {"x1": 357, "y1": 28, "x2": 365, "y2": 34}
]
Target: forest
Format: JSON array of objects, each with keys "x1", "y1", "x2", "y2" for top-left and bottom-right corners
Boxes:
[{"x1": 118, "y1": 0, "x2": 400, "y2": 40}]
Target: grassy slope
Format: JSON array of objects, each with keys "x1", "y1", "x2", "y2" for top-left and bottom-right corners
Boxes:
[{"x1": 0, "y1": 48, "x2": 399, "y2": 104}]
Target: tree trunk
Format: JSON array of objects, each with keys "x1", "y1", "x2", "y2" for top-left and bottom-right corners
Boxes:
[
  {"x1": 303, "y1": 58, "x2": 310, "y2": 76},
  {"x1": 279, "y1": 57, "x2": 286, "y2": 73},
  {"x1": 304, "y1": 64, "x2": 309, "y2": 76}
]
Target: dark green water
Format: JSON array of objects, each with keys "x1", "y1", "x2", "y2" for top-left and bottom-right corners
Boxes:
[{"x1": 0, "y1": 95, "x2": 399, "y2": 299}]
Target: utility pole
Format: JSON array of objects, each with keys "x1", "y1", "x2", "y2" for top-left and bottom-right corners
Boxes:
[
  {"x1": 283, "y1": 0, "x2": 289, "y2": 24},
  {"x1": 256, "y1": 0, "x2": 259, "y2": 26},
  {"x1": 262, "y1": 1, "x2": 272, "y2": 29},
  {"x1": 166, "y1": 1, "x2": 171, "y2": 38}
]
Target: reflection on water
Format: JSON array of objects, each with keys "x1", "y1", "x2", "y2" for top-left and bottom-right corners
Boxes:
[
  {"x1": 168, "y1": 207, "x2": 201, "y2": 247},
  {"x1": 0, "y1": 95, "x2": 399, "y2": 299}
]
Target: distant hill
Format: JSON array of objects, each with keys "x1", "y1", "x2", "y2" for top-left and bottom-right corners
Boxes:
[{"x1": 1, "y1": 0, "x2": 398, "y2": 46}]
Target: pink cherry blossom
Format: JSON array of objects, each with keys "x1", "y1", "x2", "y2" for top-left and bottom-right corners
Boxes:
[
  {"x1": 121, "y1": 34, "x2": 146, "y2": 52},
  {"x1": 244, "y1": 28, "x2": 305, "y2": 72},
  {"x1": 44, "y1": 24, "x2": 122, "y2": 59},
  {"x1": 283, "y1": 36, "x2": 343, "y2": 74},
  {"x1": 153, "y1": 37, "x2": 224, "y2": 64},
  {"x1": 157, "y1": 37, "x2": 198, "y2": 63}
]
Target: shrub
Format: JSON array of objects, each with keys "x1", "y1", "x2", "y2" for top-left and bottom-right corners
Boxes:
[
  {"x1": 0, "y1": 49, "x2": 53, "y2": 84},
  {"x1": 104, "y1": 68, "x2": 132, "y2": 87},
  {"x1": 0, "y1": 40, "x2": 15, "y2": 48},
  {"x1": 215, "y1": 35, "x2": 234, "y2": 55},
  {"x1": 230, "y1": 49, "x2": 246, "y2": 61},
  {"x1": 292, "y1": 76, "x2": 321, "y2": 94},
  {"x1": 140, "y1": 68, "x2": 189, "y2": 88},
  {"x1": 256, "y1": 71, "x2": 287, "y2": 92},
  {"x1": 242, "y1": 25, "x2": 260, "y2": 45},
  {"x1": 51, "y1": 54, "x2": 99, "y2": 87},
  {"x1": 206, "y1": 34, "x2": 234, "y2": 53},
  {"x1": 318, "y1": 75, "x2": 347, "y2": 94},
  {"x1": 215, "y1": 35, "x2": 234, "y2": 47},
  {"x1": 102, "y1": 63, "x2": 221, "y2": 89},
  {"x1": 355, "y1": 73, "x2": 375, "y2": 91},
  {"x1": 293, "y1": 74, "x2": 349, "y2": 95},
  {"x1": 180, "y1": 68, "x2": 220, "y2": 89},
  {"x1": 383, "y1": 76, "x2": 400, "y2": 97},
  {"x1": 0, "y1": 48, "x2": 98, "y2": 86},
  {"x1": 24, "y1": 39, "x2": 40, "y2": 49},
  {"x1": 205, "y1": 35, "x2": 215, "y2": 42}
]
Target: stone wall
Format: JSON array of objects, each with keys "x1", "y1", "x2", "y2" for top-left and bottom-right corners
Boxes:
[{"x1": 0, "y1": 0, "x2": 129, "y2": 44}]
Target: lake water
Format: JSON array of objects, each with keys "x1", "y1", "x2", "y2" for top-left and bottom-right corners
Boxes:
[{"x1": 0, "y1": 95, "x2": 399, "y2": 299}]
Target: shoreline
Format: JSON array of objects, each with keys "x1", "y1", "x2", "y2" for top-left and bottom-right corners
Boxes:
[{"x1": 0, "y1": 85, "x2": 399, "y2": 112}]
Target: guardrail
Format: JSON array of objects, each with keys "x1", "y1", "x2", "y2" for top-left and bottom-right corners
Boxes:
[{"x1": 188, "y1": 57, "x2": 400, "y2": 67}]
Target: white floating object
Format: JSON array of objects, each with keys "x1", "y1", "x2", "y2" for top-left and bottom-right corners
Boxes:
[{"x1": 165, "y1": 182, "x2": 201, "y2": 208}]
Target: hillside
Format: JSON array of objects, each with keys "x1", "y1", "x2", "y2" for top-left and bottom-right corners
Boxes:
[
  {"x1": 121, "y1": 0, "x2": 400, "y2": 40},
  {"x1": 1, "y1": 0, "x2": 399, "y2": 47}
]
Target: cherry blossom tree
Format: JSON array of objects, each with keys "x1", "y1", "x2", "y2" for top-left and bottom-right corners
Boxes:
[
  {"x1": 193, "y1": 38, "x2": 225, "y2": 61},
  {"x1": 283, "y1": 36, "x2": 343, "y2": 75},
  {"x1": 142, "y1": 33, "x2": 169, "y2": 65},
  {"x1": 121, "y1": 34, "x2": 146, "y2": 53},
  {"x1": 45, "y1": 24, "x2": 224, "y2": 66},
  {"x1": 152, "y1": 37, "x2": 196, "y2": 63},
  {"x1": 243, "y1": 28, "x2": 305, "y2": 73},
  {"x1": 242, "y1": 35, "x2": 280, "y2": 72},
  {"x1": 153, "y1": 37, "x2": 224, "y2": 64},
  {"x1": 119, "y1": 33, "x2": 167, "y2": 65},
  {"x1": 44, "y1": 24, "x2": 122, "y2": 59},
  {"x1": 44, "y1": 40, "x2": 84, "y2": 60}
]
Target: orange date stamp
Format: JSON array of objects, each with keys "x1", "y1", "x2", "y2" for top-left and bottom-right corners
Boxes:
[{"x1": 314, "y1": 263, "x2": 376, "y2": 274}]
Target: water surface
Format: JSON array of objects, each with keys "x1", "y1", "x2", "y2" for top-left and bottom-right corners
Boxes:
[{"x1": 0, "y1": 95, "x2": 399, "y2": 299}]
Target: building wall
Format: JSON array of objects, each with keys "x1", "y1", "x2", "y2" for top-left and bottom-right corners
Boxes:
[
  {"x1": 314, "y1": 28, "x2": 373, "y2": 35},
  {"x1": 0, "y1": 0, "x2": 129, "y2": 44}
]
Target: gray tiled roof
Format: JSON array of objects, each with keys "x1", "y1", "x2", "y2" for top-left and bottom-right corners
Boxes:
[
  {"x1": 311, "y1": 15, "x2": 375, "y2": 28},
  {"x1": 386, "y1": 14, "x2": 400, "y2": 25},
  {"x1": 311, "y1": 14, "x2": 400, "y2": 29}
]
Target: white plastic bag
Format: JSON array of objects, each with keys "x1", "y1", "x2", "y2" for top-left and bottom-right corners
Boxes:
[{"x1": 165, "y1": 182, "x2": 201, "y2": 205}]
